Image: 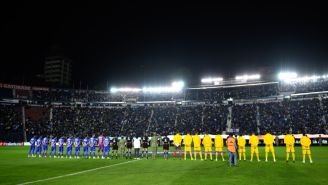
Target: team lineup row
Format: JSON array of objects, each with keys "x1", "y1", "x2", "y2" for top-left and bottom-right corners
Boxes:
[{"x1": 27, "y1": 132, "x2": 314, "y2": 163}]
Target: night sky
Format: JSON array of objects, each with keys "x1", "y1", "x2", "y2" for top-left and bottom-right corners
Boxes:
[{"x1": 1, "y1": 1, "x2": 328, "y2": 89}]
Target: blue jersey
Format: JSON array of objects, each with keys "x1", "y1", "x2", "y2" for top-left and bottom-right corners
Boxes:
[
  {"x1": 30, "y1": 137, "x2": 36, "y2": 146},
  {"x1": 67, "y1": 138, "x2": 73, "y2": 147},
  {"x1": 104, "y1": 137, "x2": 110, "y2": 147},
  {"x1": 51, "y1": 139, "x2": 57, "y2": 147},
  {"x1": 36, "y1": 139, "x2": 42, "y2": 146},
  {"x1": 74, "y1": 138, "x2": 80, "y2": 147},
  {"x1": 89, "y1": 137, "x2": 96, "y2": 147},
  {"x1": 59, "y1": 138, "x2": 65, "y2": 146},
  {"x1": 42, "y1": 137, "x2": 48, "y2": 146},
  {"x1": 83, "y1": 138, "x2": 89, "y2": 147}
]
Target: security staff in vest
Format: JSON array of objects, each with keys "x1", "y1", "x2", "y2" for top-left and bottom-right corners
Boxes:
[{"x1": 226, "y1": 133, "x2": 237, "y2": 166}]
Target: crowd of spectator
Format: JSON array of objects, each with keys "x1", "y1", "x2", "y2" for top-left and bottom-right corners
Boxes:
[
  {"x1": 280, "y1": 79, "x2": 328, "y2": 93},
  {"x1": 0, "y1": 104, "x2": 23, "y2": 142},
  {"x1": 185, "y1": 83, "x2": 278, "y2": 102},
  {"x1": 1, "y1": 94, "x2": 328, "y2": 142}
]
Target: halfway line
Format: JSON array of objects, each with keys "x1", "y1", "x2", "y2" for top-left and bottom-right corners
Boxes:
[{"x1": 17, "y1": 160, "x2": 140, "y2": 185}]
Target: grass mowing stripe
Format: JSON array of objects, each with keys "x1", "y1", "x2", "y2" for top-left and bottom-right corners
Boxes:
[{"x1": 16, "y1": 160, "x2": 140, "y2": 185}]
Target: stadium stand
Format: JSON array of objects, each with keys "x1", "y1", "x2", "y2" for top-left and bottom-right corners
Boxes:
[{"x1": 0, "y1": 78, "x2": 328, "y2": 142}]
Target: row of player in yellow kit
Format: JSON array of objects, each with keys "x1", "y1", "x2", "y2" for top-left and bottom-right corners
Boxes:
[{"x1": 173, "y1": 132, "x2": 313, "y2": 163}]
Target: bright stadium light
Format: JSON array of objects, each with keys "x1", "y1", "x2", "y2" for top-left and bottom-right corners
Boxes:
[
  {"x1": 171, "y1": 81, "x2": 185, "y2": 88},
  {"x1": 143, "y1": 81, "x2": 185, "y2": 93},
  {"x1": 278, "y1": 72, "x2": 298, "y2": 81},
  {"x1": 201, "y1": 77, "x2": 223, "y2": 84},
  {"x1": 235, "y1": 74, "x2": 261, "y2": 81},
  {"x1": 110, "y1": 87, "x2": 142, "y2": 93},
  {"x1": 111, "y1": 81, "x2": 185, "y2": 94}
]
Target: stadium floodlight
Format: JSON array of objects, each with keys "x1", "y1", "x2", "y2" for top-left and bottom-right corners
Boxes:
[
  {"x1": 110, "y1": 87, "x2": 142, "y2": 93},
  {"x1": 235, "y1": 74, "x2": 261, "y2": 81},
  {"x1": 171, "y1": 81, "x2": 185, "y2": 88},
  {"x1": 201, "y1": 77, "x2": 223, "y2": 84},
  {"x1": 143, "y1": 81, "x2": 185, "y2": 93},
  {"x1": 278, "y1": 72, "x2": 298, "y2": 81},
  {"x1": 111, "y1": 81, "x2": 184, "y2": 94}
]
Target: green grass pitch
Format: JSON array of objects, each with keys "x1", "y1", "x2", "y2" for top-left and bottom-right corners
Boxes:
[{"x1": 1, "y1": 146, "x2": 328, "y2": 185}]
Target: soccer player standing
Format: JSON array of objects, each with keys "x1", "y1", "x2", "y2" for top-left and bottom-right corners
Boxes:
[
  {"x1": 203, "y1": 132, "x2": 213, "y2": 161},
  {"x1": 284, "y1": 133, "x2": 295, "y2": 163},
  {"x1": 141, "y1": 134, "x2": 149, "y2": 159},
  {"x1": 98, "y1": 133, "x2": 105, "y2": 159},
  {"x1": 82, "y1": 136, "x2": 89, "y2": 158},
  {"x1": 103, "y1": 136, "x2": 110, "y2": 159},
  {"x1": 66, "y1": 137, "x2": 73, "y2": 158},
  {"x1": 49, "y1": 137, "x2": 57, "y2": 158},
  {"x1": 133, "y1": 137, "x2": 141, "y2": 159},
  {"x1": 249, "y1": 132, "x2": 260, "y2": 162},
  {"x1": 173, "y1": 131, "x2": 182, "y2": 160},
  {"x1": 42, "y1": 136, "x2": 49, "y2": 157},
  {"x1": 184, "y1": 132, "x2": 193, "y2": 160},
  {"x1": 89, "y1": 135, "x2": 97, "y2": 159},
  {"x1": 111, "y1": 136, "x2": 119, "y2": 159},
  {"x1": 74, "y1": 137, "x2": 81, "y2": 158},
  {"x1": 237, "y1": 134, "x2": 246, "y2": 161},
  {"x1": 126, "y1": 135, "x2": 133, "y2": 159},
  {"x1": 28, "y1": 136, "x2": 36, "y2": 157},
  {"x1": 214, "y1": 132, "x2": 225, "y2": 161},
  {"x1": 300, "y1": 133, "x2": 313, "y2": 163},
  {"x1": 193, "y1": 131, "x2": 203, "y2": 160},
  {"x1": 162, "y1": 135, "x2": 170, "y2": 160},
  {"x1": 119, "y1": 137, "x2": 126, "y2": 159},
  {"x1": 36, "y1": 137, "x2": 42, "y2": 158},
  {"x1": 150, "y1": 132, "x2": 159, "y2": 160},
  {"x1": 58, "y1": 137, "x2": 65, "y2": 158},
  {"x1": 264, "y1": 132, "x2": 276, "y2": 162}
]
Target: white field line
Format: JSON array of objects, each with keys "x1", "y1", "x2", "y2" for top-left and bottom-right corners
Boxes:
[{"x1": 17, "y1": 160, "x2": 139, "y2": 185}]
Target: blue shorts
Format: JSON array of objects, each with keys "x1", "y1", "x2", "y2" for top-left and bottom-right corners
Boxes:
[
  {"x1": 104, "y1": 146, "x2": 110, "y2": 152},
  {"x1": 43, "y1": 145, "x2": 48, "y2": 151},
  {"x1": 67, "y1": 146, "x2": 72, "y2": 151},
  {"x1": 30, "y1": 145, "x2": 35, "y2": 150},
  {"x1": 37, "y1": 146, "x2": 42, "y2": 152},
  {"x1": 51, "y1": 146, "x2": 56, "y2": 151},
  {"x1": 75, "y1": 147, "x2": 80, "y2": 151},
  {"x1": 59, "y1": 146, "x2": 64, "y2": 152},
  {"x1": 83, "y1": 146, "x2": 88, "y2": 151},
  {"x1": 90, "y1": 146, "x2": 96, "y2": 151}
]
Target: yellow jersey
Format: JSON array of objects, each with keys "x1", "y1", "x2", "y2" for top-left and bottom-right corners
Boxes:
[
  {"x1": 264, "y1": 133, "x2": 274, "y2": 145},
  {"x1": 193, "y1": 134, "x2": 201, "y2": 147},
  {"x1": 237, "y1": 136, "x2": 246, "y2": 147},
  {"x1": 284, "y1": 134, "x2": 295, "y2": 145},
  {"x1": 249, "y1": 135, "x2": 259, "y2": 146},
  {"x1": 184, "y1": 134, "x2": 193, "y2": 147},
  {"x1": 300, "y1": 136, "x2": 311, "y2": 147},
  {"x1": 203, "y1": 135, "x2": 212, "y2": 148},
  {"x1": 173, "y1": 133, "x2": 182, "y2": 146},
  {"x1": 214, "y1": 135, "x2": 224, "y2": 148}
]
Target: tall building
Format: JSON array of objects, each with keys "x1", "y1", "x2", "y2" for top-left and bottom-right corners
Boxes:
[{"x1": 44, "y1": 56, "x2": 72, "y2": 86}]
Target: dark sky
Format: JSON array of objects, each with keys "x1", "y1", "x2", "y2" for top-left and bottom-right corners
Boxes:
[{"x1": 1, "y1": 1, "x2": 328, "y2": 89}]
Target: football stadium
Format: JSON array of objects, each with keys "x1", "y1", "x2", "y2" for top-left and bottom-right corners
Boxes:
[
  {"x1": 1, "y1": 2, "x2": 328, "y2": 185},
  {"x1": 1, "y1": 73, "x2": 328, "y2": 185}
]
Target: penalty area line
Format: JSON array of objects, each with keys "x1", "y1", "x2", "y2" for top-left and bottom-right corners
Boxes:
[{"x1": 17, "y1": 160, "x2": 140, "y2": 185}]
